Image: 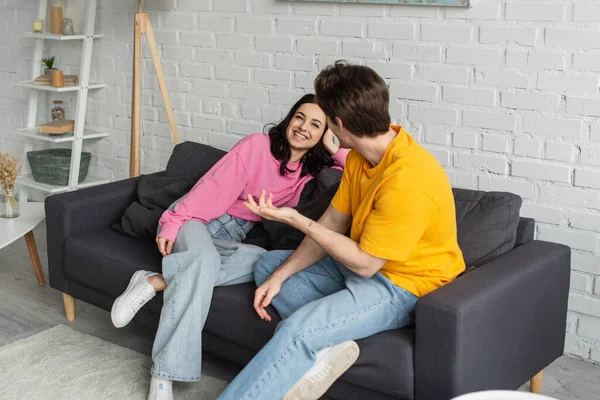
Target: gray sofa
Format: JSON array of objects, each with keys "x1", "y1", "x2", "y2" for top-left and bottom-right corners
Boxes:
[{"x1": 45, "y1": 141, "x2": 571, "y2": 400}]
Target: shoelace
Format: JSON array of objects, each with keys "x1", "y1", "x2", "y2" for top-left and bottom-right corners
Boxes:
[{"x1": 130, "y1": 285, "x2": 152, "y2": 311}]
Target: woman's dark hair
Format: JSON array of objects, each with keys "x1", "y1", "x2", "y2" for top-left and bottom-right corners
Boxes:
[{"x1": 266, "y1": 93, "x2": 335, "y2": 177}]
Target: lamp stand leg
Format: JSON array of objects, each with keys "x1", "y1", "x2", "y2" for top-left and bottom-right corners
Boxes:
[
  {"x1": 130, "y1": 12, "x2": 143, "y2": 178},
  {"x1": 144, "y1": 14, "x2": 180, "y2": 145},
  {"x1": 130, "y1": 9, "x2": 180, "y2": 178}
]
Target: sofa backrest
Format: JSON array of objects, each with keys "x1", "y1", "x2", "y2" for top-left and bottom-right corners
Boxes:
[
  {"x1": 516, "y1": 217, "x2": 535, "y2": 247},
  {"x1": 166, "y1": 141, "x2": 531, "y2": 266},
  {"x1": 166, "y1": 141, "x2": 227, "y2": 182}
]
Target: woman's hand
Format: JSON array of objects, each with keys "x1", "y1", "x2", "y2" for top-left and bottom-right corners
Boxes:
[
  {"x1": 244, "y1": 190, "x2": 298, "y2": 224},
  {"x1": 156, "y1": 237, "x2": 173, "y2": 257},
  {"x1": 254, "y1": 274, "x2": 285, "y2": 321},
  {"x1": 322, "y1": 129, "x2": 340, "y2": 155}
]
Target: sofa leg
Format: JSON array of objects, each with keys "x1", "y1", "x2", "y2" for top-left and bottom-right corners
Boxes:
[
  {"x1": 530, "y1": 370, "x2": 543, "y2": 394},
  {"x1": 63, "y1": 293, "x2": 75, "y2": 321}
]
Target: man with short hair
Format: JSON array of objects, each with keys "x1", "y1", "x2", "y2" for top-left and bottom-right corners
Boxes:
[{"x1": 217, "y1": 61, "x2": 466, "y2": 400}]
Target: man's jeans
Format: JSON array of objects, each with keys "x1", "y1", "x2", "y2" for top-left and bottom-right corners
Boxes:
[
  {"x1": 217, "y1": 250, "x2": 418, "y2": 400},
  {"x1": 152, "y1": 214, "x2": 266, "y2": 381}
]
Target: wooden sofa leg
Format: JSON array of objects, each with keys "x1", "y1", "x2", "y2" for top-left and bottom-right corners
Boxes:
[
  {"x1": 530, "y1": 370, "x2": 544, "y2": 394},
  {"x1": 63, "y1": 293, "x2": 75, "y2": 321}
]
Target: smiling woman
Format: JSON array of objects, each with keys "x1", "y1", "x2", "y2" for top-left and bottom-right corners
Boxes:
[
  {"x1": 109, "y1": 92, "x2": 348, "y2": 400},
  {"x1": 267, "y1": 93, "x2": 340, "y2": 177}
]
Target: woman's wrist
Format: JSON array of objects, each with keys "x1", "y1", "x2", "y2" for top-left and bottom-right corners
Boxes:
[{"x1": 325, "y1": 142, "x2": 340, "y2": 155}]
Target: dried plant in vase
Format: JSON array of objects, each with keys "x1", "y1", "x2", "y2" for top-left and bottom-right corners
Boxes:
[{"x1": 0, "y1": 150, "x2": 22, "y2": 218}]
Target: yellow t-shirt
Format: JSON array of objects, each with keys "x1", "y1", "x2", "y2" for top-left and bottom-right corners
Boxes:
[{"x1": 331, "y1": 125, "x2": 465, "y2": 297}]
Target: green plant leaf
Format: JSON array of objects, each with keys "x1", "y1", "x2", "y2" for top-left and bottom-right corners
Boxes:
[{"x1": 41, "y1": 56, "x2": 56, "y2": 69}]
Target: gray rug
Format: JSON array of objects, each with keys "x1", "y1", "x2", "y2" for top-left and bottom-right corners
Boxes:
[{"x1": 0, "y1": 325, "x2": 228, "y2": 400}]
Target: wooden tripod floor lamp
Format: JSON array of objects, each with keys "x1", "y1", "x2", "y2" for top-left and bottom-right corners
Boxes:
[{"x1": 130, "y1": 0, "x2": 180, "y2": 178}]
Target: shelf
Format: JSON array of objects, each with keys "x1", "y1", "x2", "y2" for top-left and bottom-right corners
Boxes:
[
  {"x1": 16, "y1": 81, "x2": 106, "y2": 92},
  {"x1": 16, "y1": 126, "x2": 108, "y2": 143},
  {"x1": 16, "y1": 174, "x2": 110, "y2": 194},
  {"x1": 20, "y1": 32, "x2": 104, "y2": 40}
]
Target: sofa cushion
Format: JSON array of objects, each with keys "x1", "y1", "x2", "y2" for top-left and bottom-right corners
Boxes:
[
  {"x1": 113, "y1": 172, "x2": 199, "y2": 241},
  {"x1": 64, "y1": 228, "x2": 165, "y2": 313},
  {"x1": 262, "y1": 168, "x2": 343, "y2": 250},
  {"x1": 112, "y1": 142, "x2": 227, "y2": 242},
  {"x1": 204, "y1": 282, "x2": 416, "y2": 399},
  {"x1": 453, "y1": 188, "x2": 522, "y2": 267},
  {"x1": 515, "y1": 217, "x2": 535, "y2": 247},
  {"x1": 166, "y1": 141, "x2": 227, "y2": 180}
]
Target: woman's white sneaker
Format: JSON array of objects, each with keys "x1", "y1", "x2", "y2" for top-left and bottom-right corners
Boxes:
[
  {"x1": 147, "y1": 376, "x2": 173, "y2": 400},
  {"x1": 111, "y1": 270, "x2": 158, "y2": 328},
  {"x1": 283, "y1": 340, "x2": 360, "y2": 400}
]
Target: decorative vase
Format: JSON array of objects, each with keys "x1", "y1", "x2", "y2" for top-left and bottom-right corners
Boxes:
[
  {"x1": 51, "y1": 70, "x2": 64, "y2": 88},
  {"x1": 51, "y1": 100, "x2": 65, "y2": 121},
  {"x1": 0, "y1": 192, "x2": 20, "y2": 219},
  {"x1": 50, "y1": 6, "x2": 63, "y2": 34},
  {"x1": 62, "y1": 18, "x2": 74, "y2": 35},
  {"x1": 44, "y1": 67, "x2": 57, "y2": 76}
]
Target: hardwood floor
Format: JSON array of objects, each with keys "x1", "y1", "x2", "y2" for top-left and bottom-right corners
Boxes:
[{"x1": 1, "y1": 223, "x2": 599, "y2": 399}]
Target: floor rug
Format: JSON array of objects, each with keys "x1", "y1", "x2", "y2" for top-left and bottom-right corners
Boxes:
[{"x1": 0, "y1": 325, "x2": 228, "y2": 400}]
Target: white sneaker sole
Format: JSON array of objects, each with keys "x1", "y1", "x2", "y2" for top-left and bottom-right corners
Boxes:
[
  {"x1": 111, "y1": 270, "x2": 152, "y2": 328},
  {"x1": 283, "y1": 341, "x2": 360, "y2": 400}
]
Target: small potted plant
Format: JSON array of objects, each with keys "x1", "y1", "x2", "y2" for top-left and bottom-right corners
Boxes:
[{"x1": 42, "y1": 56, "x2": 57, "y2": 75}]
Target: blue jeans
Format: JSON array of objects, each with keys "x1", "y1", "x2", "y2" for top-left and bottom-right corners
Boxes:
[
  {"x1": 152, "y1": 213, "x2": 266, "y2": 381},
  {"x1": 217, "y1": 250, "x2": 418, "y2": 400}
]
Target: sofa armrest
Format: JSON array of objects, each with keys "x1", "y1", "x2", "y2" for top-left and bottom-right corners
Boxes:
[
  {"x1": 45, "y1": 177, "x2": 140, "y2": 293},
  {"x1": 414, "y1": 240, "x2": 571, "y2": 400}
]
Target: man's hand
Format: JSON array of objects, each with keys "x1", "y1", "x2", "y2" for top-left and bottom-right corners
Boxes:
[
  {"x1": 156, "y1": 237, "x2": 173, "y2": 257},
  {"x1": 254, "y1": 274, "x2": 285, "y2": 321},
  {"x1": 244, "y1": 190, "x2": 298, "y2": 224}
]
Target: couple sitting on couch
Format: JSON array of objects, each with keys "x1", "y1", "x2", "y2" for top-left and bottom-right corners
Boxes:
[{"x1": 110, "y1": 61, "x2": 466, "y2": 400}]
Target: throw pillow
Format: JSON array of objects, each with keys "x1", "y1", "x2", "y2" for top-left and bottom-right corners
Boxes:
[
  {"x1": 453, "y1": 188, "x2": 522, "y2": 268},
  {"x1": 262, "y1": 168, "x2": 343, "y2": 250},
  {"x1": 113, "y1": 172, "x2": 198, "y2": 241},
  {"x1": 166, "y1": 141, "x2": 227, "y2": 180}
]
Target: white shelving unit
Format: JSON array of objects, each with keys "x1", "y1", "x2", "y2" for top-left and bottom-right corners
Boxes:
[
  {"x1": 17, "y1": 174, "x2": 108, "y2": 194},
  {"x1": 19, "y1": 32, "x2": 104, "y2": 41},
  {"x1": 17, "y1": 126, "x2": 108, "y2": 143},
  {"x1": 15, "y1": 0, "x2": 108, "y2": 196},
  {"x1": 16, "y1": 81, "x2": 106, "y2": 92}
]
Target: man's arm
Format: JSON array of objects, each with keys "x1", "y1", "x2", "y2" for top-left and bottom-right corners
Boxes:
[
  {"x1": 270, "y1": 205, "x2": 352, "y2": 281},
  {"x1": 291, "y1": 212, "x2": 387, "y2": 278},
  {"x1": 291, "y1": 188, "x2": 435, "y2": 277},
  {"x1": 246, "y1": 192, "x2": 385, "y2": 279}
]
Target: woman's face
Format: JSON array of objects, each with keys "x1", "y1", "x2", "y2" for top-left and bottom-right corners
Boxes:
[{"x1": 285, "y1": 103, "x2": 327, "y2": 153}]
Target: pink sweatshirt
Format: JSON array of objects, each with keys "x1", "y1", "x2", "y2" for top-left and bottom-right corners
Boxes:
[{"x1": 158, "y1": 133, "x2": 347, "y2": 242}]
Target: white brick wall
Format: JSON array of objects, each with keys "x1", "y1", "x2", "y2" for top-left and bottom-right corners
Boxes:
[
  {"x1": 480, "y1": 27, "x2": 536, "y2": 46},
  {"x1": 506, "y1": 2, "x2": 565, "y2": 22},
  {"x1": 2, "y1": 0, "x2": 600, "y2": 363},
  {"x1": 573, "y1": 3, "x2": 600, "y2": 22}
]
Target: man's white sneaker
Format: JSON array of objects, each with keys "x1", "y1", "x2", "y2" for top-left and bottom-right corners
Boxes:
[
  {"x1": 283, "y1": 340, "x2": 360, "y2": 400},
  {"x1": 147, "y1": 376, "x2": 173, "y2": 400},
  {"x1": 111, "y1": 270, "x2": 158, "y2": 328}
]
